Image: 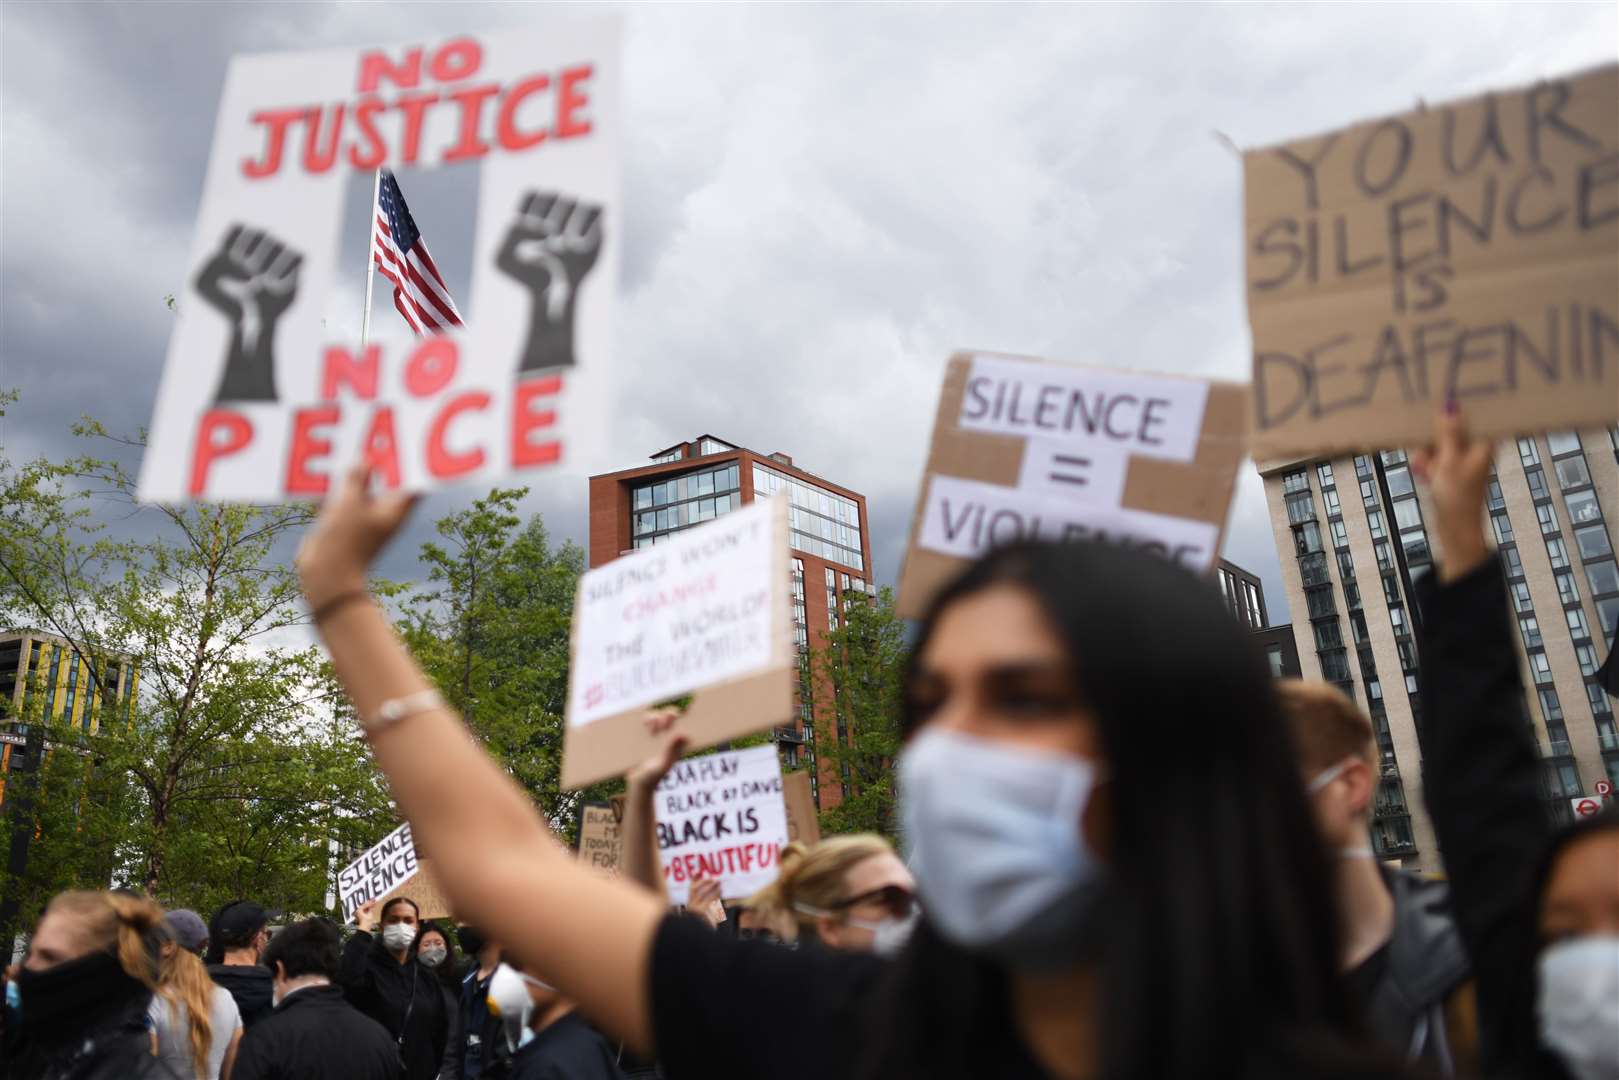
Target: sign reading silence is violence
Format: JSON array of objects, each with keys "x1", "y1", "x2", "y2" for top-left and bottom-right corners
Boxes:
[
  {"x1": 139, "y1": 22, "x2": 622, "y2": 502},
  {"x1": 1245, "y1": 63, "x2": 1617, "y2": 459}
]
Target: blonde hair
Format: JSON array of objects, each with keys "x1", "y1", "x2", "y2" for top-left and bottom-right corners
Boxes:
[
  {"x1": 747, "y1": 835, "x2": 897, "y2": 925},
  {"x1": 39, "y1": 890, "x2": 164, "y2": 990},
  {"x1": 1275, "y1": 678, "x2": 1377, "y2": 774},
  {"x1": 156, "y1": 942, "x2": 217, "y2": 1080}
]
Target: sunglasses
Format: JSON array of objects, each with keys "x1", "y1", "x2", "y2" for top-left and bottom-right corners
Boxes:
[{"x1": 831, "y1": 884, "x2": 917, "y2": 920}]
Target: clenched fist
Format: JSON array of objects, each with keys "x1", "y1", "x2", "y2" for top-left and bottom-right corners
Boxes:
[
  {"x1": 495, "y1": 192, "x2": 603, "y2": 373},
  {"x1": 194, "y1": 224, "x2": 302, "y2": 402}
]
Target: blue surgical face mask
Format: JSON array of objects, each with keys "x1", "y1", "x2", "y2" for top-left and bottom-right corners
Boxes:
[
  {"x1": 5, "y1": 978, "x2": 19, "y2": 1016},
  {"x1": 899, "y1": 727, "x2": 1107, "y2": 968}
]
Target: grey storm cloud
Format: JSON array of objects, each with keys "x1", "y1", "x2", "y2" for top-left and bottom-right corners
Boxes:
[{"x1": 2, "y1": 1, "x2": 1614, "y2": 609}]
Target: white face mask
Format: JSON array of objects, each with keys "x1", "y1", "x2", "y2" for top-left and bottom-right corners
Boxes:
[
  {"x1": 381, "y1": 923, "x2": 417, "y2": 952},
  {"x1": 1538, "y1": 935, "x2": 1619, "y2": 1080},
  {"x1": 418, "y1": 945, "x2": 447, "y2": 968},
  {"x1": 793, "y1": 903, "x2": 919, "y2": 957},
  {"x1": 486, "y1": 964, "x2": 540, "y2": 1053},
  {"x1": 899, "y1": 727, "x2": 1106, "y2": 968}
]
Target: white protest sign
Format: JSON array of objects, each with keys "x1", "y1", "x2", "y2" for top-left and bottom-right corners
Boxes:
[
  {"x1": 896, "y1": 351, "x2": 1245, "y2": 619},
  {"x1": 654, "y1": 746, "x2": 790, "y2": 905},
  {"x1": 338, "y1": 822, "x2": 419, "y2": 922},
  {"x1": 561, "y1": 497, "x2": 793, "y2": 789},
  {"x1": 138, "y1": 23, "x2": 621, "y2": 502}
]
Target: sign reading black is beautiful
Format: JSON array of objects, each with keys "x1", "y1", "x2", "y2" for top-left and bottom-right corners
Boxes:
[
  {"x1": 138, "y1": 22, "x2": 622, "y2": 502},
  {"x1": 652, "y1": 746, "x2": 790, "y2": 904},
  {"x1": 1245, "y1": 63, "x2": 1618, "y2": 458}
]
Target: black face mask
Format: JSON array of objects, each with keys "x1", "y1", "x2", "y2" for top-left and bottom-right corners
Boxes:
[
  {"x1": 456, "y1": 926, "x2": 485, "y2": 956},
  {"x1": 14, "y1": 950, "x2": 148, "y2": 1046}
]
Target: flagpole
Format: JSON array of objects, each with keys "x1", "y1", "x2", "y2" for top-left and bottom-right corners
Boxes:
[{"x1": 361, "y1": 168, "x2": 381, "y2": 348}]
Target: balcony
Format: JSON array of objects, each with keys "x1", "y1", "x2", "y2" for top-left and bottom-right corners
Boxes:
[{"x1": 773, "y1": 725, "x2": 808, "y2": 745}]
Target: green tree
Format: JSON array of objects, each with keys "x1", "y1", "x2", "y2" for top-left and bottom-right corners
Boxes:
[
  {"x1": 808, "y1": 586, "x2": 909, "y2": 840},
  {"x1": 0, "y1": 416, "x2": 394, "y2": 933},
  {"x1": 399, "y1": 489, "x2": 613, "y2": 841}
]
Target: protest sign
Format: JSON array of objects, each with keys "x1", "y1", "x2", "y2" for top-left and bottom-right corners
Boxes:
[
  {"x1": 562, "y1": 498, "x2": 793, "y2": 788},
  {"x1": 138, "y1": 21, "x2": 622, "y2": 502},
  {"x1": 1245, "y1": 63, "x2": 1618, "y2": 459},
  {"x1": 782, "y1": 770, "x2": 821, "y2": 846},
  {"x1": 338, "y1": 821, "x2": 419, "y2": 922},
  {"x1": 374, "y1": 858, "x2": 452, "y2": 920},
  {"x1": 896, "y1": 351, "x2": 1246, "y2": 618},
  {"x1": 653, "y1": 746, "x2": 790, "y2": 904},
  {"x1": 577, "y1": 795, "x2": 625, "y2": 875}
]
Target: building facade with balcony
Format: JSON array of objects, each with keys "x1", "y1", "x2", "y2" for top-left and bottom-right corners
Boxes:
[
  {"x1": 1260, "y1": 427, "x2": 1619, "y2": 874},
  {"x1": 588, "y1": 436, "x2": 874, "y2": 810}
]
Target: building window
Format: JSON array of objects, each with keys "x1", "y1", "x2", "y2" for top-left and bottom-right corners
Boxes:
[
  {"x1": 1519, "y1": 616, "x2": 1543, "y2": 650},
  {"x1": 1317, "y1": 462, "x2": 1336, "y2": 487},
  {"x1": 1537, "y1": 503, "x2": 1559, "y2": 536},
  {"x1": 1320, "y1": 650, "x2": 1352, "y2": 682},
  {"x1": 1502, "y1": 546, "x2": 1525, "y2": 578},
  {"x1": 1586, "y1": 560, "x2": 1619, "y2": 597},
  {"x1": 1575, "y1": 524, "x2": 1614, "y2": 561},
  {"x1": 1323, "y1": 489, "x2": 1342, "y2": 517},
  {"x1": 1546, "y1": 537, "x2": 1570, "y2": 570},
  {"x1": 1492, "y1": 514, "x2": 1515, "y2": 545},
  {"x1": 1385, "y1": 466, "x2": 1415, "y2": 498},
  {"x1": 1350, "y1": 610, "x2": 1370, "y2": 643},
  {"x1": 1354, "y1": 455, "x2": 1372, "y2": 478},
  {"x1": 1314, "y1": 622, "x2": 1344, "y2": 651},
  {"x1": 1487, "y1": 478, "x2": 1506, "y2": 511},
  {"x1": 1300, "y1": 552, "x2": 1330, "y2": 587},
  {"x1": 1368, "y1": 510, "x2": 1387, "y2": 540},
  {"x1": 1530, "y1": 651, "x2": 1553, "y2": 683},
  {"x1": 1564, "y1": 489, "x2": 1602, "y2": 527},
  {"x1": 1306, "y1": 585, "x2": 1336, "y2": 619},
  {"x1": 1557, "y1": 572, "x2": 1580, "y2": 606},
  {"x1": 1556, "y1": 455, "x2": 1592, "y2": 490},
  {"x1": 1590, "y1": 681, "x2": 1614, "y2": 717},
  {"x1": 1282, "y1": 470, "x2": 1310, "y2": 495},
  {"x1": 1577, "y1": 643, "x2": 1599, "y2": 676},
  {"x1": 1511, "y1": 581, "x2": 1534, "y2": 613},
  {"x1": 1567, "y1": 607, "x2": 1590, "y2": 640},
  {"x1": 1286, "y1": 491, "x2": 1316, "y2": 525},
  {"x1": 1602, "y1": 598, "x2": 1619, "y2": 646},
  {"x1": 1294, "y1": 521, "x2": 1324, "y2": 555},
  {"x1": 1360, "y1": 478, "x2": 1378, "y2": 506},
  {"x1": 1518, "y1": 437, "x2": 1541, "y2": 466},
  {"x1": 1547, "y1": 431, "x2": 1582, "y2": 456},
  {"x1": 1390, "y1": 605, "x2": 1409, "y2": 637},
  {"x1": 1329, "y1": 519, "x2": 1349, "y2": 548},
  {"x1": 1527, "y1": 467, "x2": 1550, "y2": 501},
  {"x1": 1375, "y1": 541, "x2": 1394, "y2": 572},
  {"x1": 1243, "y1": 582, "x2": 1263, "y2": 628},
  {"x1": 1266, "y1": 646, "x2": 1286, "y2": 677}
]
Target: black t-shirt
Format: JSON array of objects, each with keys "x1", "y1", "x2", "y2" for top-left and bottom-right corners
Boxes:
[
  {"x1": 650, "y1": 915, "x2": 1052, "y2": 1079},
  {"x1": 510, "y1": 1011, "x2": 626, "y2": 1080},
  {"x1": 1344, "y1": 943, "x2": 1391, "y2": 1012}
]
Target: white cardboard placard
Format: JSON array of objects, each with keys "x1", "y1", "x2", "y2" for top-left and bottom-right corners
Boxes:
[{"x1": 653, "y1": 746, "x2": 790, "y2": 904}]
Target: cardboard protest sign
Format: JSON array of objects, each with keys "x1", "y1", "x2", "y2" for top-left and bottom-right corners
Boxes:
[
  {"x1": 653, "y1": 746, "x2": 790, "y2": 904},
  {"x1": 562, "y1": 498, "x2": 794, "y2": 788},
  {"x1": 896, "y1": 351, "x2": 1246, "y2": 618},
  {"x1": 782, "y1": 770, "x2": 821, "y2": 846},
  {"x1": 338, "y1": 822, "x2": 419, "y2": 922},
  {"x1": 374, "y1": 857, "x2": 452, "y2": 920},
  {"x1": 138, "y1": 22, "x2": 622, "y2": 501},
  {"x1": 1245, "y1": 64, "x2": 1618, "y2": 459},
  {"x1": 577, "y1": 796, "x2": 625, "y2": 875}
]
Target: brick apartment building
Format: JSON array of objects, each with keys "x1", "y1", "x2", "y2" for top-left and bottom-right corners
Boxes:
[{"x1": 589, "y1": 435, "x2": 875, "y2": 810}]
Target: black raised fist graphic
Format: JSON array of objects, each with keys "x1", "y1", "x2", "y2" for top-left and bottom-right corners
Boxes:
[
  {"x1": 495, "y1": 191, "x2": 603, "y2": 374},
  {"x1": 194, "y1": 224, "x2": 302, "y2": 403}
]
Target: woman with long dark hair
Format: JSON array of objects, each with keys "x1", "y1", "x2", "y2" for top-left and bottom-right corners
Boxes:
[{"x1": 297, "y1": 465, "x2": 1404, "y2": 1079}]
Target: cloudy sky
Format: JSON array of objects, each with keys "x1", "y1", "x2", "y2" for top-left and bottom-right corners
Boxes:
[{"x1": 2, "y1": 1, "x2": 1614, "y2": 620}]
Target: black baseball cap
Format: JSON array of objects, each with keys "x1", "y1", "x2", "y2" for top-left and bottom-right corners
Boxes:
[{"x1": 211, "y1": 900, "x2": 271, "y2": 939}]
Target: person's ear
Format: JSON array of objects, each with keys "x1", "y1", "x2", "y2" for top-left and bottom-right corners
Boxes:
[
  {"x1": 816, "y1": 915, "x2": 843, "y2": 947},
  {"x1": 1344, "y1": 759, "x2": 1377, "y2": 817},
  {"x1": 274, "y1": 960, "x2": 287, "y2": 982}
]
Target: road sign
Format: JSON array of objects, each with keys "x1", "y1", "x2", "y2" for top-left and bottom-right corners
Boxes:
[
  {"x1": 1571, "y1": 797, "x2": 1602, "y2": 818},
  {"x1": 1597, "y1": 780, "x2": 1613, "y2": 798}
]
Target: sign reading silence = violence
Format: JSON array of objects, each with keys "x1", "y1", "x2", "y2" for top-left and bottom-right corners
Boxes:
[{"x1": 1245, "y1": 63, "x2": 1617, "y2": 459}]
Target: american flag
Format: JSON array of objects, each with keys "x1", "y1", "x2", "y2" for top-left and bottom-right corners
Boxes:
[{"x1": 373, "y1": 170, "x2": 463, "y2": 336}]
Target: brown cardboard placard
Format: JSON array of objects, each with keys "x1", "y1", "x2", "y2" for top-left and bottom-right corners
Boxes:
[
  {"x1": 577, "y1": 797, "x2": 625, "y2": 875},
  {"x1": 782, "y1": 770, "x2": 821, "y2": 846},
  {"x1": 1245, "y1": 63, "x2": 1618, "y2": 459},
  {"x1": 896, "y1": 351, "x2": 1247, "y2": 619},
  {"x1": 374, "y1": 858, "x2": 453, "y2": 921},
  {"x1": 562, "y1": 498, "x2": 794, "y2": 789}
]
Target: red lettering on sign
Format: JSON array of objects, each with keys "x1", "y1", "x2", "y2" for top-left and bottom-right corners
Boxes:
[
  {"x1": 497, "y1": 75, "x2": 549, "y2": 151},
  {"x1": 285, "y1": 407, "x2": 340, "y2": 494},
  {"x1": 302, "y1": 104, "x2": 345, "y2": 174},
  {"x1": 443, "y1": 83, "x2": 501, "y2": 163},
  {"x1": 360, "y1": 408, "x2": 401, "y2": 489},
  {"x1": 394, "y1": 92, "x2": 440, "y2": 165},
  {"x1": 512, "y1": 376, "x2": 562, "y2": 466},
  {"x1": 241, "y1": 108, "x2": 305, "y2": 179},
  {"x1": 427, "y1": 393, "x2": 491, "y2": 478},
  {"x1": 348, "y1": 99, "x2": 388, "y2": 170},
  {"x1": 358, "y1": 48, "x2": 423, "y2": 93},
  {"x1": 189, "y1": 410, "x2": 254, "y2": 496},
  {"x1": 556, "y1": 65, "x2": 594, "y2": 140},
  {"x1": 429, "y1": 38, "x2": 483, "y2": 83},
  {"x1": 322, "y1": 345, "x2": 381, "y2": 400},
  {"x1": 404, "y1": 338, "x2": 458, "y2": 397}
]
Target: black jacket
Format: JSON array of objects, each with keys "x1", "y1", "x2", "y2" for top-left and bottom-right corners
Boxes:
[
  {"x1": 0, "y1": 964, "x2": 179, "y2": 1080},
  {"x1": 441, "y1": 965, "x2": 506, "y2": 1080},
  {"x1": 509, "y1": 1012, "x2": 627, "y2": 1080},
  {"x1": 339, "y1": 932, "x2": 449, "y2": 1080},
  {"x1": 231, "y1": 984, "x2": 402, "y2": 1080},
  {"x1": 207, "y1": 963, "x2": 276, "y2": 1029},
  {"x1": 1415, "y1": 561, "x2": 1571, "y2": 1080},
  {"x1": 1359, "y1": 868, "x2": 1470, "y2": 1069}
]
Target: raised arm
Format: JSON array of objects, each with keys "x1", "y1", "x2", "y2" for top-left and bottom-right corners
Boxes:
[
  {"x1": 1410, "y1": 408, "x2": 1553, "y2": 1071},
  {"x1": 621, "y1": 710, "x2": 688, "y2": 898},
  {"x1": 297, "y1": 466, "x2": 665, "y2": 1055}
]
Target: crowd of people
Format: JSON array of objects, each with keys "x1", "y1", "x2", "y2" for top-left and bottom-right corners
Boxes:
[{"x1": 0, "y1": 409, "x2": 1615, "y2": 1080}]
